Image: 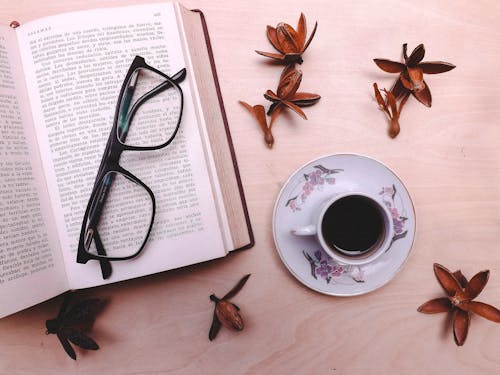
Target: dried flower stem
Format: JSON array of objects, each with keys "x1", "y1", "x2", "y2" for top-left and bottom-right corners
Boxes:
[{"x1": 373, "y1": 83, "x2": 409, "y2": 138}]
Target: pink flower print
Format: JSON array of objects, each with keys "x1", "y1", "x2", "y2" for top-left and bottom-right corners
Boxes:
[
  {"x1": 303, "y1": 181, "x2": 313, "y2": 194},
  {"x1": 311, "y1": 169, "x2": 322, "y2": 177},
  {"x1": 301, "y1": 181, "x2": 314, "y2": 201},
  {"x1": 381, "y1": 186, "x2": 395, "y2": 196},
  {"x1": 314, "y1": 249, "x2": 323, "y2": 260},
  {"x1": 393, "y1": 218, "x2": 404, "y2": 234},
  {"x1": 350, "y1": 267, "x2": 365, "y2": 282},
  {"x1": 377, "y1": 185, "x2": 407, "y2": 240},
  {"x1": 330, "y1": 264, "x2": 345, "y2": 277},
  {"x1": 288, "y1": 166, "x2": 342, "y2": 212},
  {"x1": 309, "y1": 170, "x2": 324, "y2": 185},
  {"x1": 289, "y1": 199, "x2": 299, "y2": 212},
  {"x1": 304, "y1": 249, "x2": 365, "y2": 284},
  {"x1": 316, "y1": 260, "x2": 333, "y2": 279}
]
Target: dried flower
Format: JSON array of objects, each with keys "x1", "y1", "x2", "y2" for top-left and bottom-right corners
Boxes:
[
  {"x1": 372, "y1": 43, "x2": 455, "y2": 137},
  {"x1": 242, "y1": 13, "x2": 319, "y2": 147},
  {"x1": 373, "y1": 83, "x2": 409, "y2": 138},
  {"x1": 209, "y1": 274, "x2": 251, "y2": 340},
  {"x1": 374, "y1": 43, "x2": 455, "y2": 107},
  {"x1": 418, "y1": 263, "x2": 500, "y2": 346},
  {"x1": 239, "y1": 101, "x2": 274, "y2": 148},
  {"x1": 256, "y1": 13, "x2": 317, "y2": 64},
  {"x1": 264, "y1": 65, "x2": 320, "y2": 123},
  {"x1": 45, "y1": 293, "x2": 107, "y2": 360}
]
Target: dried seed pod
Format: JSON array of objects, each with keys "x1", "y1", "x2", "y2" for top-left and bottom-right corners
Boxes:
[
  {"x1": 208, "y1": 274, "x2": 251, "y2": 341},
  {"x1": 256, "y1": 13, "x2": 318, "y2": 64},
  {"x1": 277, "y1": 64, "x2": 302, "y2": 99},
  {"x1": 215, "y1": 300, "x2": 244, "y2": 331},
  {"x1": 264, "y1": 65, "x2": 320, "y2": 120}
]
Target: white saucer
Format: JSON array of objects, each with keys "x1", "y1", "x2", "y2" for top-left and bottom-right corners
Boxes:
[{"x1": 272, "y1": 154, "x2": 416, "y2": 296}]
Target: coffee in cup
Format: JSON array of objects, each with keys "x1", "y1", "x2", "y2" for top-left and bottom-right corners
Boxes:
[{"x1": 291, "y1": 192, "x2": 393, "y2": 265}]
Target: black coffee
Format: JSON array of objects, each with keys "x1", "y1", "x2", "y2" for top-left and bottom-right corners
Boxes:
[{"x1": 321, "y1": 195, "x2": 384, "y2": 254}]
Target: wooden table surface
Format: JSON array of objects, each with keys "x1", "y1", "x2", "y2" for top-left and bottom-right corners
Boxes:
[{"x1": 1, "y1": 0, "x2": 500, "y2": 374}]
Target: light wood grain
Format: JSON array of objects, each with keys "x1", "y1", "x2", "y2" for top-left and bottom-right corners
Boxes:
[{"x1": 1, "y1": 0, "x2": 500, "y2": 374}]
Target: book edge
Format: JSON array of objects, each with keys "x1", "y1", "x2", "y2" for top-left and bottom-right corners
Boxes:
[{"x1": 189, "y1": 8, "x2": 254, "y2": 250}]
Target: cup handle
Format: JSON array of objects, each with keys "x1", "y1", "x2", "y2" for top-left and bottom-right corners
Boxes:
[{"x1": 290, "y1": 224, "x2": 317, "y2": 236}]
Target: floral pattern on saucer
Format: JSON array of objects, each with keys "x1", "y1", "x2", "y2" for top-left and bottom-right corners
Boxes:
[
  {"x1": 303, "y1": 249, "x2": 365, "y2": 283},
  {"x1": 379, "y1": 184, "x2": 408, "y2": 246},
  {"x1": 285, "y1": 165, "x2": 343, "y2": 212},
  {"x1": 300, "y1": 181, "x2": 409, "y2": 285},
  {"x1": 273, "y1": 154, "x2": 416, "y2": 296}
]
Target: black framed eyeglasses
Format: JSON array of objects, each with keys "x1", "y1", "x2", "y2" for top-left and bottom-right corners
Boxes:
[{"x1": 77, "y1": 56, "x2": 186, "y2": 279}]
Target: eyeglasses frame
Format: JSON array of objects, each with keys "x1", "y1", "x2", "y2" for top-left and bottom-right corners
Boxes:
[{"x1": 76, "y1": 56, "x2": 186, "y2": 271}]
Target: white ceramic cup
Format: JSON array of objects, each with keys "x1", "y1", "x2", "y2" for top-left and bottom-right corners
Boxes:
[{"x1": 291, "y1": 191, "x2": 394, "y2": 266}]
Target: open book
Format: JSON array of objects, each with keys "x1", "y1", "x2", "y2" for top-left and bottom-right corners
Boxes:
[{"x1": 0, "y1": 2, "x2": 253, "y2": 318}]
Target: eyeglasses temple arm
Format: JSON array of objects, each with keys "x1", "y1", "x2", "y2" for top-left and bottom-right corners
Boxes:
[
  {"x1": 171, "y1": 68, "x2": 187, "y2": 83},
  {"x1": 118, "y1": 68, "x2": 185, "y2": 142},
  {"x1": 92, "y1": 229, "x2": 112, "y2": 279},
  {"x1": 85, "y1": 175, "x2": 114, "y2": 279}
]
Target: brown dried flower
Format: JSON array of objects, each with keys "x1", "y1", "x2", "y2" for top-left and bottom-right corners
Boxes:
[
  {"x1": 418, "y1": 263, "x2": 500, "y2": 346},
  {"x1": 374, "y1": 43, "x2": 455, "y2": 108},
  {"x1": 242, "y1": 13, "x2": 319, "y2": 148},
  {"x1": 45, "y1": 293, "x2": 107, "y2": 360},
  {"x1": 264, "y1": 65, "x2": 320, "y2": 123},
  {"x1": 239, "y1": 101, "x2": 274, "y2": 148},
  {"x1": 373, "y1": 83, "x2": 409, "y2": 138},
  {"x1": 256, "y1": 13, "x2": 317, "y2": 64},
  {"x1": 209, "y1": 274, "x2": 251, "y2": 341},
  {"x1": 372, "y1": 43, "x2": 455, "y2": 137}
]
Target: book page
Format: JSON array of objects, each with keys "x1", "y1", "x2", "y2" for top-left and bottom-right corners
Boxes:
[
  {"x1": 174, "y1": 5, "x2": 233, "y2": 251},
  {"x1": 0, "y1": 25, "x2": 68, "y2": 318},
  {"x1": 16, "y1": 3, "x2": 227, "y2": 289}
]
